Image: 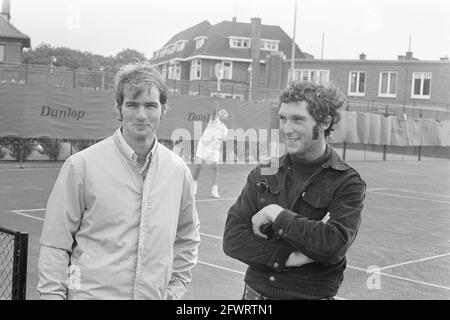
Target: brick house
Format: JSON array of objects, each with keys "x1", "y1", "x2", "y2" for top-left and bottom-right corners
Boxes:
[
  {"x1": 150, "y1": 17, "x2": 312, "y2": 100},
  {"x1": 0, "y1": 0, "x2": 30, "y2": 64},
  {"x1": 289, "y1": 52, "x2": 450, "y2": 111}
]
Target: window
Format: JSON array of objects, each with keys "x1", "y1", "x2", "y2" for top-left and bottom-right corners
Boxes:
[
  {"x1": 168, "y1": 63, "x2": 181, "y2": 80},
  {"x1": 153, "y1": 51, "x2": 159, "y2": 59},
  {"x1": 194, "y1": 37, "x2": 206, "y2": 49},
  {"x1": 378, "y1": 72, "x2": 397, "y2": 97},
  {"x1": 176, "y1": 41, "x2": 186, "y2": 52},
  {"x1": 160, "y1": 47, "x2": 167, "y2": 57},
  {"x1": 167, "y1": 45, "x2": 176, "y2": 55},
  {"x1": 292, "y1": 69, "x2": 329, "y2": 84},
  {"x1": 229, "y1": 37, "x2": 251, "y2": 49},
  {"x1": 411, "y1": 72, "x2": 431, "y2": 99},
  {"x1": 222, "y1": 61, "x2": 232, "y2": 80},
  {"x1": 348, "y1": 71, "x2": 366, "y2": 96},
  {"x1": 0, "y1": 45, "x2": 4, "y2": 62},
  {"x1": 161, "y1": 64, "x2": 168, "y2": 79},
  {"x1": 190, "y1": 59, "x2": 202, "y2": 80},
  {"x1": 260, "y1": 40, "x2": 279, "y2": 51}
]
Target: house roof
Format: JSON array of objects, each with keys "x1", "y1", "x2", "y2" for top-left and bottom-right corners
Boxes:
[
  {"x1": 151, "y1": 18, "x2": 310, "y2": 64},
  {"x1": 0, "y1": 16, "x2": 30, "y2": 47}
]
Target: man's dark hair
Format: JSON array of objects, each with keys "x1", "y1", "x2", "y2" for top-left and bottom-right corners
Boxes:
[
  {"x1": 279, "y1": 81, "x2": 345, "y2": 138},
  {"x1": 114, "y1": 62, "x2": 168, "y2": 120}
]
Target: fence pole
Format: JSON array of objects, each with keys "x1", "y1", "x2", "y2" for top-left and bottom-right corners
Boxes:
[
  {"x1": 19, "y1": 139, "x2": 24, "y2": 169},
  {"x1": 342, "y1": 142, "x2": 347, "y2": 162},
  {"x1": 11, "y1": 232, "x2": 28, "y2": 300},
  {"x1": 24, "y1": 64, "x2": 29, "y2": 84},
  {"x1": 383, "y1": 105, "x2": 389, "y2": 161},
  {"x1": 418, "y1": 110, "x2": 423, "y2": 161},
  {"x1": 191, "y1": 139, "x2": 195, "y2": 163}
]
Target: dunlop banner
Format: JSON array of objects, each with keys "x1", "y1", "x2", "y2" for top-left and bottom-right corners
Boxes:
[{"x1": 1, "y1": 83, "x2": 449, "y2": 146}]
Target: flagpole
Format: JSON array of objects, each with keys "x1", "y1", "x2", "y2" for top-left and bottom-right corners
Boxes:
[{"x1": 290, "y1": 0, "x2": 298, "y2": 83}]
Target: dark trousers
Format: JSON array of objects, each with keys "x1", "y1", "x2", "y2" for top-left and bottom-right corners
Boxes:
[{"x1": 242, "y1": 284, "x2": 335, "y2": 300}]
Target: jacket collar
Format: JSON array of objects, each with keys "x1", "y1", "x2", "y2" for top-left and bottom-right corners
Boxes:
[{"x1": 280, "y1": 144, "x2": 349, "y2": 172}]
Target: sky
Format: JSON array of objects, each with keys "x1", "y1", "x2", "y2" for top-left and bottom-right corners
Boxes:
[{"x1": 5, "y1": 0, "x2": 450, "y2": 61}]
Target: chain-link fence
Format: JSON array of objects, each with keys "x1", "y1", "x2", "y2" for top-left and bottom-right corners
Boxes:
[
  {"x1": 0, "y1": 226, "x2": 28, "y2": 300},
  {"x1": 2, "y1": 62, "x2": 449, "y2": 120}
]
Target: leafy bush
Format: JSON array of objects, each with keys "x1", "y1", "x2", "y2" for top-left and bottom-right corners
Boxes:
[
  {"x1": 0, "y1": 137, "x2": 35, "y2": 162},
  {"x1": 37, "y1": 137, "x2": 63, "y2": 161},
  {"x1": 0, "y1": 147, "x2": 6, "y2": 159},
  {"x1": 72, "y1": 139, "x2": 95, "y2": 152}
]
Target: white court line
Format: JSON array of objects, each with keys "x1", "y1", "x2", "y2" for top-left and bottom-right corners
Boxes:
[
  {"x1": 384, "y1": 188, "x2": 450, "y2": 199},
  {"x1": 366, "y1": 188, "x2": 390, "y2": 192},
  {"x1": 195, "y1": 190, "x2": 389, "y2": 203},
  {"x1": 0, "y1": 167, "x2": 60, "y2": 172},
  {"x1": 347, "y1": 265, "x2": 450, "y2": 291},
  {"x1": 9, "y1": 210, "x2": 45, "y2": 221},
  {"x1": 378, "y1": 252, "x2": 450, "y2": 271},
  {"x1": 189, "y1": 233, "x2": 450, "y2": 292},
  {"x1": 201, "y1": 232, "x2": 223, "y2": 240},
  {"x1": 196, "y1": 198, "x2": 236, "y2": 203},
  {"x1": 11, "y1": 208, "x2": 45, "y2": 213},
  {"x1": 198, "y1": 260, "x2": 245, "y2": 275},
  {"x1": 368, "y1": 191, "x2": 450, "y2": 205}
]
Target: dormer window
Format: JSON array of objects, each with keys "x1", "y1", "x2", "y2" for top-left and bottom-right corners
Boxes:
[
  {"x1": 160, "y1": 47, "x2": 167, "y2": 57},
  {"x1": 260, "y1": 39, "x2": 279, "y2": 51},
  {"x1": 176, "y1": 40, "x2": 187, "y2": 52},
  {"x1": 229, "y1": 37, "x2": 251, "y2": 49},
  {"x1": 167, "y1": 44, "x2": 176, "y2": 55},
  {"x1": 194, "y1": 36, "x2": 207, "y2": 49}
]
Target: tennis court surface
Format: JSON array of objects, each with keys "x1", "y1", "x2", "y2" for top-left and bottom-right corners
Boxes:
[{"x1": 1, "y1": 158, "x2": 449, "y2": 300}]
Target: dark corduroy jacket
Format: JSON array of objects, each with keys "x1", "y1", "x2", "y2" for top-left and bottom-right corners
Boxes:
[{"x1": 223, "y1": 145, "x2": 366, "y2": 298}]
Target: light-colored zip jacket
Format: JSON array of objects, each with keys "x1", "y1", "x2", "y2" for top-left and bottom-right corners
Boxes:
[{"x1": 38, "y1": 129, "x2": 200, "y2": 299}]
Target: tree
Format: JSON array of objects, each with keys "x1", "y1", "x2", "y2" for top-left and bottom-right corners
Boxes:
[{"x1": 115, "y1": 49, "x2": 148, "y2": 65}]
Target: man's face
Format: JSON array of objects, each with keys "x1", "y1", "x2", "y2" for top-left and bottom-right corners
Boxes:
[
  {"x1": 279, "y1": 101, "x2": 324, "y2": 160},
  {"x1": 118, "y1": 85, "x2": 162, "y2": 144}
]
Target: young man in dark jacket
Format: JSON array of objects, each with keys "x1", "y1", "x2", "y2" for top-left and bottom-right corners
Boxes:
[{"x1": 223, "y1": 81, "x2": 366, "y2": 300}]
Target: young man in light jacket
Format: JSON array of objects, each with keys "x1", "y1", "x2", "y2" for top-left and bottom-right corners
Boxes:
[{"x1": 38, "y1": 62, "x2": 201, "y2": 300}]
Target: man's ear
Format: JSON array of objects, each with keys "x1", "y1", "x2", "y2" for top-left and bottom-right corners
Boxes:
[
  {"x1": 160, "y1": 104, "x2": 167, "y2": 119},
  {"x1": 322, "y1": 116, "x2": 332, "y2": 130},
  {"x1": 115, "y1": 103, "x2": 123, "y2": 121}
]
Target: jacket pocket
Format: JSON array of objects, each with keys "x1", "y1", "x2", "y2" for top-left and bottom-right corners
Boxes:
[
  {"x1": 302, "y1": 191, "x2": 332, "y2": 208},
  {"x1": 300, "y1": 191, "x2": 332, "y2": 220}
]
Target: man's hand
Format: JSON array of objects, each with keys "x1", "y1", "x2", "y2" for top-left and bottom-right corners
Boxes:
[
  {"x1": 285, "y1": 251, "x2": 314, "y2": 267},
  {"x1": 251, "y1": 204, "x2": 284, "y2": 239}
]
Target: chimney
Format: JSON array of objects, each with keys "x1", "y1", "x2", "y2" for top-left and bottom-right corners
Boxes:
[
  {"x1": 405, "y1": 51, "x2": 413, "y2": 60},
  {"x1": 1, "y1": 0, "x2": 11, "y2": 21},
  {"x1": 250, "y1": 17, "x2": 262, "y2": 88},
  {"x1": 232, "y1": 16, "x2": 237, "y2": 23},
  {"x1": 359, "y1": 52, "x2": 366, "y2": 60},
  {"x1": 440, "y1": 55, "x2": 449, "y2": 61}
]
